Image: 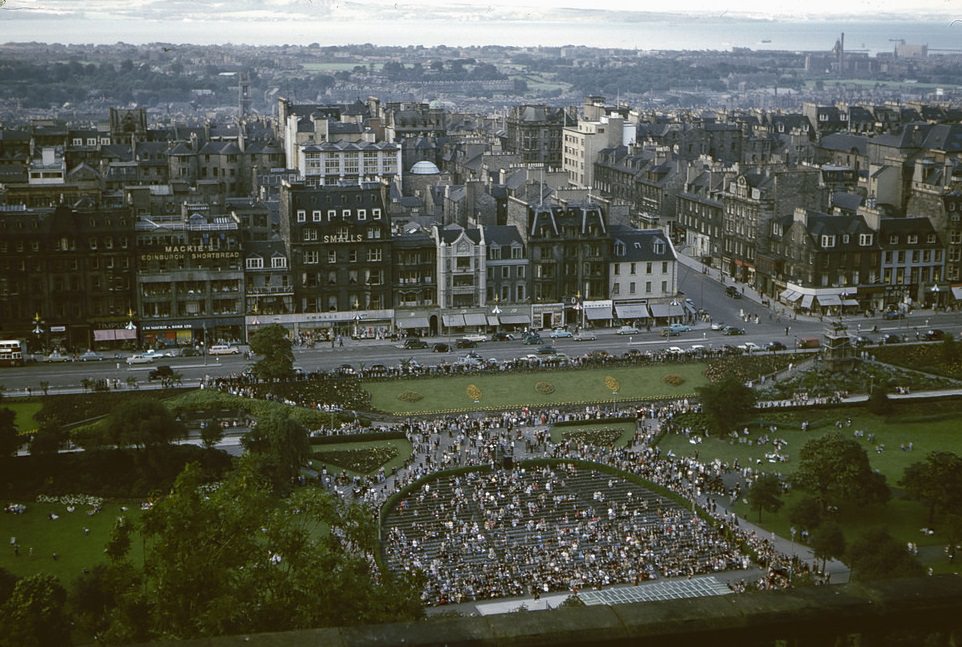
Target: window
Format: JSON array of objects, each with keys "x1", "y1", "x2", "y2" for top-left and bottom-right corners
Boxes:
[
  {"x1": 517, "y1": 266, "x2": 525, "y2": 279},
  {"x1": 661, "y1": 261, "x2": 668, "y2": 273},
  {"x1": 348, "y1": 249, "x2": 357, "y2": 263},
  {"x1": 646, "y1": 262, "x2": 652, "y2": 274},
  {"x1": 303, "y1": 250, "x2": 319, "y2": 264},
  {"x1": 372, "y1": 208, "x2": 382, "y2": 220},
  {"x1": 661, "y1": 280, "x2": 667, "y2": 293},
  {"x1": 328, "y1": 250, "x2": 337, "y2": 263},
  {"x1": 612, "y1": 284, "x2": 620, "y2": 295},
  {"x1": 907, "y1": 234, "x2": 918, "y2": 244},
  {"x1": 89, "y1": 238, "x2": 97, "y2": 250},
  {"x1": 629, "y1": 263, "x2": 636, "y2": 275},
  {"x1": 357, "y1": 209, "x2": 366, "y2": 221},
  {"x1": 629, "y1": 282, "x2": 636, "y2": 294},
  {"x1": 613, "y1": 264, "x2": 620, "y2": 275},
  {"x1": 821, "y1": 235, "x2": 835, "y2": 248},
  {"x1": 645, "y1": 281, "x2": 652, "y2": 293},
  {"x1": 303, "y1": 228, "x2": 317, "y2": 241},
  {"x1": 927, "y1": 234, "x2": 937, "y2": 244},
  {"x1": 367, "y1": 248, "x2": 383, "y2": 262},
  {"x1": 296, "y1": 210, "x2": 306, "y2": 223},
  {"x1": 342, "y1": 209, "x2": 351, "y2": 220},
  {"x1": 889, "y1": 234, "x2": 898, "y2": 244},
  {"x1": 859, "y1": 233, "x2": 873, "y2": 246},
  {"x1": 272, "y1": 256, "x2": 287, "y2": 268},
  {"x1": 502, "y1": 266, "x2": 510, "y2": 279},
  {"x1": 312, "y1": 210, "x2": 322, "y2": 222},
  {"x1": 246, "y1": 256, "x2": 264, "y2": 269}
]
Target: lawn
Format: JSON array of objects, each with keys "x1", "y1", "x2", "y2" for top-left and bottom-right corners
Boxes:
[
  {"x1": 1, "y1": 501, "x2": 144, "y2": 585},
  {"x1": 2, "y1": 399, "x2": 42, "y2": 435},
  {"x1": 364, "y1": 364, "x2": 707, "y2": 414},
  {"x1": 550, "y1": 421, "x2": 637, "y2": 448},
  {"x1": 309, "y1": 438, "x2": 413, "y2": 476}
]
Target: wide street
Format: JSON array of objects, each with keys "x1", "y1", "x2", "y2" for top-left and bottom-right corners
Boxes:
[{"x1": 3, "y1": 260, "x2": 962, "y2": 396}]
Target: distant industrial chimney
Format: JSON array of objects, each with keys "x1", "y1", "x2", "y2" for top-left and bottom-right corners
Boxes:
[{"x1": 239, "y1": 70, "x2": 251, "y2": 119}]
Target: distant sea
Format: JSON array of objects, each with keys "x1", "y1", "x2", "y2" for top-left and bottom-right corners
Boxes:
[{"x1": 2, "y1": 15, "x2": 961, "y2": 53}]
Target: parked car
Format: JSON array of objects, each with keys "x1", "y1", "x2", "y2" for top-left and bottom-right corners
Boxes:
[
  {"x1": 883, "y1": 310, "x2": 905, "y2": 320},
  {"x1": 549, "y1": 328, "x2": 573, "y2": 339},
  {"x1": 367, "y1": 364, "x2": 389, "y2": 376},
  {"x1": 126, "y1": 353, "x2": 155, "y2": 365},
  {"x1": 666, "y1": 346, "x2": 684, "y2": 355},
  {"x1": 661, "y1": 328, "x2": 680, "y2": 337},
  {"x1": 45, "y1": 351, "x2": 71, "y2": 362},
  {"x1": 492, "y1": 332, "x2": 515, "y2": 342},
  {"x1": 78, "y1": 350, "x2": 104, "y2": 361},
  {"x1": 399, "y1": 338, "x2": 428, "y2": 350},
  {"x1": 725, "y1": 285, "x2": 743, "y2": 299},
  {"x1": 455, "y1": 338, "x2": 478, "y2": 349},
  {"x1": 882, "y1": 333, "x2": 904, "y2": 344},
  {"x1": 687, "y1": 344, "x2": 707, "y2": 356},
  {"x1": 739, "y1": 341, "x2": 761, "y2": 352},
  {"x1": 432, "y1": 342, "x2": 450, "y2": 353},
  {"x1": 798, "y1": 337, "x2": 821, "y2": 349},
  {"x1": 537, "y1": 344, "x2": 558, "y2": 355},
  {"x1": 148, "y1": 365, "x2": 175, "y2": 381},
  {"x1": 522, "y1": 334, "x2": 543, "y2": 345},
  {"x1": 616, "y1": 325, "x2": 641, "y2": 335},
  {"x1": 336, "y1": 363, "x2": 356, "y2": 375},
  {"x1": 766, "y1": 341, "x2": 787, "y2": 352},
  {"x1": 667, "y1": 323, "x2": 692, "y2": 334},
  {"x1": 924, "y1": 329, "x2": 945, "y2": 341},
  {"x1": 208, "y1": 344, "x2": 240, "y2": 355},
  {"x1": 462, "y1": 333, "x2": 489, "y2": 343},
  {"x1": 710, "y1": 321, "x2": 726, "y2": 331},
  {"x1": 573, "y1": 332, "x2": 597, "y2": 342},
  {"x1": 850, "y1": 335, "x2": 874, "y2": 348},
  {"x1": 180, "y1": 347, "x2": 201, "y2": 357},
  {"x1": 722, "y1": 326, "x2": 745, "y2": 336}
]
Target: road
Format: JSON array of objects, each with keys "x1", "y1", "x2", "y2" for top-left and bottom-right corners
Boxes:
[{"x1": 3, "y1": 267, "x2": 961, "y2": 395}]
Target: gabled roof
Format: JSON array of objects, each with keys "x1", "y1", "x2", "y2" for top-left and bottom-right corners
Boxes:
[
  {"x1": 610, "y1": 224, "x2": 676, "y2": 262},
  {"x1": 819, "y1": 133, "x2": 868, "y2": 155},
  {"x1": 437, "y1": 223, "x2": 481, "y2": 245},
  {"x1": 484, "y1": 224, "x2": 524, "y2": 247}
]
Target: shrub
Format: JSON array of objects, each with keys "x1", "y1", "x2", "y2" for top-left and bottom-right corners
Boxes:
[
  {"x1": 397, "y1": 391, "x2": 424, "y2": 402},
  {"x1": 314, "y1": 445, "x2": 399, "y2": 474},
  {"x1": 535, "y1": 382, "x2": 555, "y2": 394},
  {"x1": 663, "y1": 374, "x2": 685, "y2": 386}
]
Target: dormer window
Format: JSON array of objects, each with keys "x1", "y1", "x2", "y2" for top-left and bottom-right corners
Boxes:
[
  {"x1": 842, "y1": 234, "x2": 850, "y2": 244},
  {"x1": 927, "y1": 234, "x2": 937, "y2": 244},
  {"x1": 859, "y1": 233, "x2": 873, "y2": 246},
  {"x1": 907, "y1": 234, "x2": 918, "y2": 244},
  {"x1": 653, "y1": 239, "x2": 666, "y2": 255},
  {"x1": 821, "y1": 235, "x2": 836, "y2": 248},
  {"x1": 614, "y1": 242, "x2": 625, "y2": 256},
  {"x1": 889, "y1": 234, "x2": 898, "y2": 244},
  {"x1": 271, "y1": 256, "x2": 287, "y2": 269},
  {"x1": 246, "y1": 256, "x2": 264, "y2": 270}
]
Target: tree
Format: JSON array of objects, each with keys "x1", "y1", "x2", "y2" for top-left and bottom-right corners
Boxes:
[
  {"x1": 29, "y1": 416, "x2": 66, "y2": 455},
  {"x1": 787, "y1": 496, "x2": 823, "y2": 531},
  {"x1": 747, "y1": 473, "x2": 783, "y2": 522},
  {"x1": 105, "y1": 398, "x2": 186, "y2": 453},
  {"x1": 0, "y1": 574, "x2": 72, "y2": 647},
  {"x1": 848, "y1": 528, "x2": 924, "y2": 582},
  {"x1": 697, "y1": 377, "x2": 757, "y2": 434},
  {"x1": 866, "y1": 384, "x2": 892, "y2": 415},
  {"x1": 0, "y1": 407, "x2": 19, "y2": 458},
  {"x1": 809, "y1": 521, "x2": 845, "y2": 572},
  {"x1": 248, "y1": 324, "x2": 294, "y2": 381},
  {"x1": 241, "y1": 409, "x2": 310, "y2": 494},
  {"x1": 792, "y1": 432, "x2": 890, "y2": 511},
  {"x1": 942, "y1": 335, "x2": 960, "y2": 363},
  {"x1": 200, "y1": 418, "x2": 225, "y2": 451},
  {"x1": 900, "y1": 451, "x2": 962, "y2": 525}
]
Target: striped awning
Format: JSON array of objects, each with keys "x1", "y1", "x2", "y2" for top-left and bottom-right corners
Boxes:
[
  {"x1": 487, "y1": 315, "x2": 500, "y2": 326},
  {"x1": 464, "y1": 313, "x2": 488, "y2": 326},
  {"x1": 585, "y1": 306, "x2": 613, "y2": 320},
  {"x1": 397, "y1": 317, "x2": 429, "y2": 329},
  {"x1": 817, "y1": 294, "x2": 842, "y2": 306},
  {"x1": 615, "y1": 304, "x2": 649, "y2": 319},
  {"x1": 842, "y1": 299, "x2": 859, "y2": 307},
  {"x1": 442, "y1": 314, "x2": 465, "y2": 327},
  {"x1": 800, "y1": 294, "x2": 814, "y2": 309}
]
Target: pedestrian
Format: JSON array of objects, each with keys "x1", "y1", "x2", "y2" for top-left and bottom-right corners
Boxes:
[{"x1": 338, "y1": 336, "x2": 344, "y2": 347}]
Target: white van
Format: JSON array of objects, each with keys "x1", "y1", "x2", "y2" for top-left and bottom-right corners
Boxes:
[{"x1": 208, "y1": 344, "x2": 240, "y2": 355}]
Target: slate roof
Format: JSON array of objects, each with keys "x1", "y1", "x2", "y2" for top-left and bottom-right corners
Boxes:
[
  {"x1": 484, "y1": 224, "x2": 524, "y2": 247},
  {"x1": 610, "y1": 224, "x2": 676, "y2": 262}
]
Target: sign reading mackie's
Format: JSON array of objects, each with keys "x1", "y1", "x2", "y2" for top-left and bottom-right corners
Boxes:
[{"x1": 140, "y1": 245, "x2": 241, "y2": 262}]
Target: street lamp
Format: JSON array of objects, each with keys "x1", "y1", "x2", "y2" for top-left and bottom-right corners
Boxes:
[
  {"x1": 32, "y1": 312, "x2": 45, "y2": 355},
  {"x1": 492, "y1": 299, "x2": 502, "y2": 336},
  {"x1": 931, "y1": 284, "x2": 941, "y2": 310},
  {"x1": 125, "y1": 308, "x2": 137, "y2": 331}
]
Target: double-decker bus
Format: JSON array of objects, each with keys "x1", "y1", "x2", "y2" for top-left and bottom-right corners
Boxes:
[{"x1": 0, "y1": 340, "x2": 26, "y2": 367}]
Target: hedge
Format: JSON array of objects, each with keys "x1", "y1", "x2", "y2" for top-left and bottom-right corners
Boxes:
[{"x1": 310, "y1": 430, "x2": 406, "y2": 445}]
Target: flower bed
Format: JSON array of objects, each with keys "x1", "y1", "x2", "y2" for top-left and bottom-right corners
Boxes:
[
  {"x1": 314, "y1": 445, "x2": 400, "y2": 474},
  {"x1": 535, "y1": 382, "x2": 555, "y2": 394},
  {"x1": 397, "y1": 391, "x2": 424, "y2": 402},
  {"x1": 662, "y1": 374, "x2": 685, "y2": 386},
  {"x1": 560, "y1": 427, "x2": 625, "y2": 446},
  {"x1": 704, "y1": 354, "x2": 802, "y2": 384}
]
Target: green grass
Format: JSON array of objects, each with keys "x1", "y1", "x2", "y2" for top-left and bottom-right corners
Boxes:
[
  {"x1": 550, "y1": 421, "x2": 637, "y2": 448},
  {"x1": 3, "y1": 399, "x2": 42, "y2": 435},
  {"x1": 0, "y1": 502, "x2": 144, "y2": 585},
  {"x1": 309, "y1": 438, "x2": 413, "y2": 476},
  {"x1": 364, "y1": 364, "x2": 707, "y2": 414}
]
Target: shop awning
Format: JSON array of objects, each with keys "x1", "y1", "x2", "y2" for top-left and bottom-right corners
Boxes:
[
  {"x1": 786, "y1": 291, "x2": 803, "y2": 303},
  {"x1": 667, "y1": 304, "x2": 685, "y2": 317},
  {"x1": 397, "y1": 317, "x2": 429, "y2": 329},
  {"x1": 487, "y1": 315, "x2": 500, "y2": 326},
  {"x1": 584, "y1": 306, "x2": 614, "y2": 320},
  {"x1": 499, "y1": 314, "x2": 531, "y2": 325},
  {"x1": 615, "y1": 304, "x2": 649, "y2": 319},
  {"x1": 817, "y1": 294, "x2": 842, "y2": 306},
  {"x1": 94, "y1": 329, "x2": 137, "y2": 341},
  {"x1": 442, "y1": 314, "x2": 465, "y2": 327},
  {"x1": 842, "y1": 299, "x2": 860, "y2": 307},
  {"x1": 779, "y1": 288, "x2": 800, "y2": 302},
  {"x1": 951, "y1": 286, "x2": 962, "y2": 301},
  {"x1": 464, "y1": 313, "x2": 488, "y2": 326},
  {"x1": 648, "y1": 304, "x2": 670, "y2": 318},
  {"x1": 800, "y1": 294, "x2": 814, "y2": 309}
]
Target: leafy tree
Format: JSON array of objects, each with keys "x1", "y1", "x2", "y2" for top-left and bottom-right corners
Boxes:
[
  {"x1": 899, "y1": 451, "x2": 962, "y2": 524},
  {"x1": 809, "y1": 521, "x2": 845, "y2": 572},
  {"x1": 848, "y1": 528, "x2": 924, "y2": 582},
  {"x1": 942, "y1": 335, "x2": 960, "y2": 363},
  {"x1": 241, "y1": 409, "x2": 310, "y2": 494},
  {"x1": 200, "y1": 418, "x2": 225, "y2": 451},
  {"x1": 696, "y1": 377, "x2": 757, "y2": 434},
  {"x1": 866, "y1": 384, "x2": 892, "y2": 415},
  {"x1": 29, "y1": 416, "x2": 65, "y2": 455},
  {"x1": 747, "y1": 473, "x2": 783, "y2": 522},
  {"x1": 0, "y1": 574, "x2": 72, "y2": 647},
  {"x1": 792, "y1": 432, "x2": 890, "y2": 511},
  {"x1": 787, "y1": 496, "x2": 823, "y2": 531},
  {"x1": 248, "y1": 324, "x2": 294, "y2": 381},
  {"x1": 105, "y1": 398, "x2": 186, "y2": 453},
  {"x1": 0, "y1": 407, "x2": 19, "y2": 458}
]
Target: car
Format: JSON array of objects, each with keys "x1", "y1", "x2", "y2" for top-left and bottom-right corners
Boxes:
[
  {"x1": 883, "y1": 310, "x2": 905, "y2": 320},
  {"x1": 798, "y1": 337, "x2": 821, "y2": 349},
  {"x1": 616, "y1": 325, "x2": 641, "y2": 335},
  {"x1": 924, "y1": 329, "x2": 945, "y2": 341},
  {"x1": 549, "y1": 328, "x2": 573, "y2": 339},
  {"x1": 336, "y1": 363, "x2": 356, "y2": 375},
  {"x1": 367, "y1": 364, "x2": 389, "y2": 376},
  {"x1": 766, "y1": 341, "x2": 787, "y2": 352},
  {"x1": 522, "y1": 354, "x2": 542, "y2": 364},
  {"x1": 661, "y1": 328, "x2": 680, "y2": 337},
  {"x1": 292, "y1": 366, "x2": 307, "y2": 377},
  {"x1": 78, "y1": 350, "x2": 104, "y2": 361},
  {"x1": 667, "y1": 323, "x2": 692, "y2": 334},
  {"x1": 710, "y1": 321, "x2": 726, "y2": 331},
  {"x1": 208, "y1": 344, "x2": 240, "y2": 355},
  {"x1": 432, "y1": 342, "x2": 450, "y2": 353},
  {"x1": 850, "y1": 335, "x2": 874, "y2": 348},
  {"x1": 666, "y1": 346, "x2": 685, "y2": 355},
  {"x1": 455, "y1": 338, "x2": 478, "y2": 349},
  {"x1": 45, "y1": 351, "x2": 71, "y2": 362},
  {"x1": 462, "y1": 333, "x2": 489, "y2": 343},
  {"x1": 148, "y1": 365, "x2": 175, "y2": 381},
  {"x1": 739, "y1": 341, "x2": 761, "y2": 352},
  {"x1": 725, "y1": 285, "x2": 743, "y2": 299},
  {"x1": 721, "y1": 344, "x2": 744, "y2": 356},
  {"x1": 522, "y1": 334, "x2": 543, "y2": 345},
  {"x1": 723, "y1": 326, "x2": 745, "y2": 336},
  {"x1": 126, "y1": 353, "x2": 155, "y2": 365},
  {"x1": 882, "y1": 333, "x2": 904, "y2": 344},
  {"x1": 492, "y1": 332, "x2": 515, "y2": 342},
  {"x1": 180, "y1": 347, "x2": 201, "y2": 357},
  {"x1": 572, "y1": 332, "x2": 597, "y2": 342},
  {"x1": 399, "y1": 338, "x2": 429, "y2": 350},
  {"x1": 537, "y1": 344, "x2": 558, "y2": 355},
  {"x1": 687, "y1": 344, "x2": 707, "y2": 355}
]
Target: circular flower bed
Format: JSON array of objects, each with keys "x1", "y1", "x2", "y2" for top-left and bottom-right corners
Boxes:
[
  {"x1": 604, "y1": 375, "x2": 620, "y2": 393},
  {"x1": 663, "y1": 374, "x2": 685, "y2": 386},
  {"x1": 535, "y1": 381, "x2": 556, "y2": 394},
  {"x1": 397, "y1": 391, "x2": 424, "y2": 402},
  {"x1": 315, "y1": 445, "x2": 400, "y2": 474},
  {"x1": 466, "y1": 384, "x2": 482, "y2": 401}
]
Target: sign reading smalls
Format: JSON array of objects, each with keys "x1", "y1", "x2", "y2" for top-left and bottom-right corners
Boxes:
[{"x1": 140, "y1": 245, "x2": 241, "y2": 262}]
